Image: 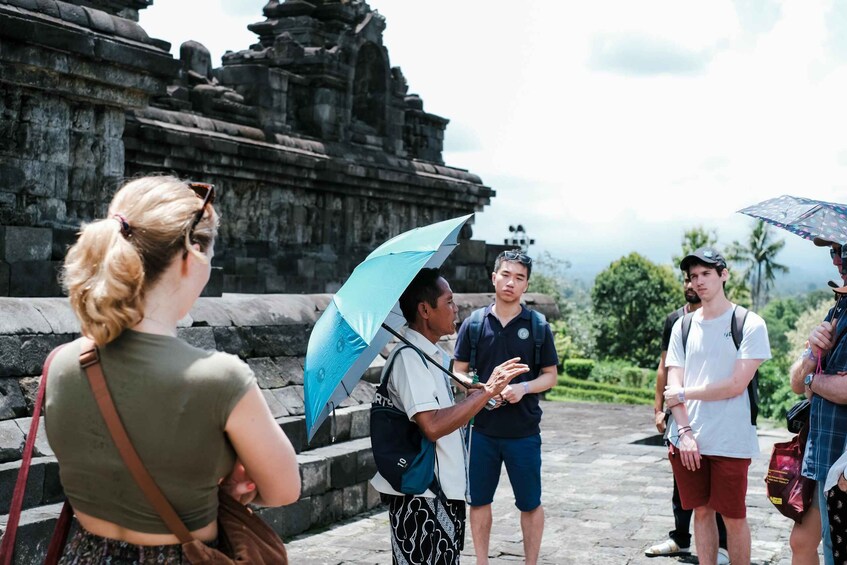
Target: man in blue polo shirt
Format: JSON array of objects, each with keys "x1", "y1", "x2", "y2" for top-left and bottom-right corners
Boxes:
[{"x1": 454, "y1": 249, "x2": 559, "y2": 565}]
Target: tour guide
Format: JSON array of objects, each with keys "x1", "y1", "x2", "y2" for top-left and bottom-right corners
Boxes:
[{"x1": 370, "y1": 268, "x2": 527, "y2": 564}]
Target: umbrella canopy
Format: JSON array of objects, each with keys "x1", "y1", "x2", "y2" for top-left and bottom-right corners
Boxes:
[
  {"x1": 738, "y1": 195, "x2": 847, "y2": 244},
  {"x1": 304, "y1": 214, "x2": 472, "y2": 442}
]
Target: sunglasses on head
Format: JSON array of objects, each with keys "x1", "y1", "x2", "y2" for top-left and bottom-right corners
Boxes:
[
  {"x1": 187, "y1": 182, "x2": 215, "y2": 236},
  {"x1": 502, "y1": 250, "x2": 532, "y2": 265}
]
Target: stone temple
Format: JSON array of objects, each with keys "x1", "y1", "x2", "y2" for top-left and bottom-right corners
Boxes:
[
  {"x1": 0, "y1": 0, "x2": 506, "y2": 297},
  {"x1": 0, "y1": 1, "x2": 558, "y2": 561}
]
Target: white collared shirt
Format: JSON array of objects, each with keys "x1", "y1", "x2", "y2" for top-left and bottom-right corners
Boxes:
[{"x1": 370, "y1": 328, "x2": 468, "y2": 500}]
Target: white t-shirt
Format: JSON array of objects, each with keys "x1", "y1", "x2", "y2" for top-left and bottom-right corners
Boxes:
[
  {"x1": 370, "y1": 328, "x2": 467, "y2": 500},
  {"x1": 665, "y1": 305, "x2": 771, "y2": 458}
]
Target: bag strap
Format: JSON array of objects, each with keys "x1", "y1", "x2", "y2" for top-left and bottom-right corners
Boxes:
[
  {"x1": 530, "y1": 310, "x2": 547, "y2": 367},
  {"x1": 468, "y1": 308, "x2": 485, "y2": 374},
  {"x1": 78, "y1": 337, "x2": 194, "y2": 544},
  {"x1": 680, "y1": 312, "x2": 694, "y2": 354},
  {"x1": 0, "y1": 345, "x2": 69, "y2": 565},
  {"x1": 730, "y1": 306, "x2": 759, "y2": 426},
  {"x1": 378, "y1": 345, "x2": 427, "y2": 392}
]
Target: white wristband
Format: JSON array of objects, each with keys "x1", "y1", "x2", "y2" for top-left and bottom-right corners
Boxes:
[{"x1": 522, "y1": 381, "x2": 530, "y2": 394}]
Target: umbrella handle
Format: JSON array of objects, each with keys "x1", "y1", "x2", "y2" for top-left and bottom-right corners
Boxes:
[{"x1": 380, "y1": 323, "x2": 498, "y2": 410}]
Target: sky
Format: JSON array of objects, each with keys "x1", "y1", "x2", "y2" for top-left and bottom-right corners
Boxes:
[{"x1": 138, "y1": 0, "x2": 847, "y2": 289}]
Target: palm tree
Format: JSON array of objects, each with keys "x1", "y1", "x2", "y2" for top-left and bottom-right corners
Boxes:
[{"x1": 727, "y1": 221, "x2": 789, "y2": 311}]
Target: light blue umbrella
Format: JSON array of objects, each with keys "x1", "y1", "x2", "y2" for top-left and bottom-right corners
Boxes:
[{"x1": 304, "y1": 214, "x2": 473, "y2": 442}]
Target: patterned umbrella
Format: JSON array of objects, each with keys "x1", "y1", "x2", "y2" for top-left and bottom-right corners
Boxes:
[{"x1": 738, "y1": 195, "x2": 847, "y2": 244}]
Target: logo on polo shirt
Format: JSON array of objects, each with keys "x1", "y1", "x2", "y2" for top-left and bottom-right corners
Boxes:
[{"x1": 518, "y1": 328, "x2": 530, "y2": 340}]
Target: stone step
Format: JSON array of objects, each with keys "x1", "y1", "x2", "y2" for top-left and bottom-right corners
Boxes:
[
  {"x1": 0, "y1": 502, "x2": 70, "y2": 565},
  {"x1": 0, "y1": 456, "x2": 62, "y2": 515}
]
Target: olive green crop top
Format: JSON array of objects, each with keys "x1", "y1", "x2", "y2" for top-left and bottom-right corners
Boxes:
[{"x1": 45, "y1": 330, "x2": 255, "y2": 533}]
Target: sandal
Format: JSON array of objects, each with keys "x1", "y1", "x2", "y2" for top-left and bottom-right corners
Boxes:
[{"x1": 645, "y1": 538, "x2": 691, "y2": 557}]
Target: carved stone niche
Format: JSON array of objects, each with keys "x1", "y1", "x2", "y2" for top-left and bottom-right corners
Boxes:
[{"x1": 350, "y1": 42, "x2": 387, "y2": 137}]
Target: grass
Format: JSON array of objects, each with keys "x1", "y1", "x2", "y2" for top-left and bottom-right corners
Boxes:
[{"x1": 547, "y1": 374, "x2": 653, "y2": 406}]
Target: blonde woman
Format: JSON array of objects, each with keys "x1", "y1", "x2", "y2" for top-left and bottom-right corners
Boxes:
[{"x1": 46, "y1": 176, "x2": 299, "y2": 563}]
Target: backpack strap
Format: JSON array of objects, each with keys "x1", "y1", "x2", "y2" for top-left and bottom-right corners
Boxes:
[
  {"x1": 468, "y1": 307, "x2": 486, "y2": 374},
  {"x1": 730, "y1": 305, "x2": 759, "y2": 426},
  {"x1": 530, "y1": 310, "x2": 548, "y2": 367},
  {"x1": 378, "y1": 345, "x2": 427, "y2": 393},
  {"x1": 681, "y1": 312, "x2": 694, "y2": 354}
]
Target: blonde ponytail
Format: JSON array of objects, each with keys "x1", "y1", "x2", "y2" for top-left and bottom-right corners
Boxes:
[{"x1": 62, "y1": 175, "x2": 218, "y2": 345}]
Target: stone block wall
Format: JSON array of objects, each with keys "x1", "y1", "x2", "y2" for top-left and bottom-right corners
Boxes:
[{"x1": 0, "y1": 292, "x2": 559, "y2": 561}]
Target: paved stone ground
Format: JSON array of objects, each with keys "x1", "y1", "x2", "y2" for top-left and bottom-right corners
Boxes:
[{"x1": 287, "y1": 401, "x2": 801, "y2": 564}]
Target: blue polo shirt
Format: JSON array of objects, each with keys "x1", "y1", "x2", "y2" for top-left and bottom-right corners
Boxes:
[
  {"x1": 454, "y1": 304, "x2": 558, "y2": 438},
  {"x1": 803, "y1": 305, "x2": 847, "y2": 481}
]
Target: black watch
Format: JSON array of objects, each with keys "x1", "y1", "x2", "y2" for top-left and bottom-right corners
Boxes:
[{"x1": 804, "y1": 373, "x2": 815, "y2": 390}]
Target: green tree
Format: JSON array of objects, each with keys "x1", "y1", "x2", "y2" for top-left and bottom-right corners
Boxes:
[
  {"x1": 727, "y1": 221, "x2": 789, "y2": 311},
  {"x1": 591, "y1": 253, "x2": 678, "y2": 366},
  {"x1": 531, "y1": 252, "x2": 595, "y2": 360},
  {"x1": 671, "y1": 226, "x2": 718, "y2": 270}
]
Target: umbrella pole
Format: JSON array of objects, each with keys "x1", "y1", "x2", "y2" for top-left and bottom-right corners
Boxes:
[{"x1": 380, "y1": 323, "x2": 471, "y2": 389}]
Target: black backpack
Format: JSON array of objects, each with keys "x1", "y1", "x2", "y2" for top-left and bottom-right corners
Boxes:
[
  {"x1": 467, "y1": 307, "x2": 547, "y2": 376},
  {"x1": 680, "y1": 305, "x2": 759, "y2": 426},
  {"x1": 370, "y1": 346, "x2": 440, "y2": 495}
]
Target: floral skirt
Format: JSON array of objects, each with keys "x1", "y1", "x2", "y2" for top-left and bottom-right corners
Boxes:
[{"x1": 59, "y1": 526, "x2": 217, "y2": 564}]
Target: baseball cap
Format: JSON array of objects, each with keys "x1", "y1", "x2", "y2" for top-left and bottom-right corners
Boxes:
[{"x1": 679, "y1": 246, "x2": 728, "y2": 271}]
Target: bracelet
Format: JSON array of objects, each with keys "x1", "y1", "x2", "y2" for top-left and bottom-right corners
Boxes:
[
  {"x1": 521, "y1": 381, "x2": 530, "y2": 394},
  {"x1": 677, "y1": 389, "x2": 685, "y2": 403},
  {"x1": 803, "y1": 346, "x2": 818, "y2": 362},
  {"x1": 678, "y1": 426, "x2": 692, "y2": 435}
]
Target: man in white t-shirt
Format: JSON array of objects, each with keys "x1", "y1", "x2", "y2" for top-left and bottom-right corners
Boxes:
[
  {"x1": 370, "y1": 268, "x2": 528, "y2": 564},
  {"x1": 663, "y1": 247, "x2": 771, "y2": 565}
]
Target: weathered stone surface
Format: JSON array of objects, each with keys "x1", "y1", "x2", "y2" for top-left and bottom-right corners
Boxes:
[
  {"x1": 0, "y1": 337, "x2": 23, "y2": 377},
  {"x1": 298, "y1": 453, "x2": 329, "y2": 497},
  {"x1": 256, "y1": 497, "x2": 311, "y2": 539},
  {"x1": 18, "y1": 376, "x2": 40, "y2": 414},
  {"x1": 341, "y1": 482, "x2": 366, "y2": 519},
  {"x1": 8, "y1": 261, "x2": 62, "y2": 297},
  {"x1": 15, "y1": 417, "x2": 53, "y2": 457},
  {"x1": 0, "y1": 299, "x2": 52, "y2": 334},
  {"x1": 329, "y1": 448, "x2": 358, "y2": 489},
  {"x1": 0, "y1": 226, "x2": 52, "y2": 262},
  {"x1": 175, "y1": 326, "x2": 216, "y2": 350},
  {"x1": 0, "y1": 419, "x2": 25, "y2": 462},
  {"x1": 247, "y1": 357, "x2": 287, "y2": 389},
  {"x1": 349, "y1": 404, "x2": 370, "y2": 439},
  {"x1": 273, "y1": 356, "x2": 302, "y2": 386},
  {"x1": 310, "y1": 488, "x2": 343, "y2": 528},
  {"x1": 261, "y1": 389, "x2": 288, "y2": 419},
  {"x1": 274, "y1": 385, "x2": 304, "y2": 416},
  {"x1": 356, "y1": 447, "x2": 376, "y2": 483},
  {"x1": 28, "y1": 299, "x2": 79, "y2": 334},
  {"x1": 0, "y1": 457, "x2": 44, "y2": 514},
  {"x1": 188, "y1": 298, "x2": 233, "y2": 327},
  {"x1": 212, "y1": 326, "x2": 248, "y2": 357},
  {"x1": 20, "y1": 334, "x2": 70, "y2": 375},
  {"x1": 278, "y1": 415, "x2": 306, "y2": 454},
  {"x1": 0, "y1": 380, "x2": 27, "y2": 420}
]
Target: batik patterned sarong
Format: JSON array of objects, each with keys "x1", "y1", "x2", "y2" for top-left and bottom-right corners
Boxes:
[{"x1": 383, "y1": 494, "x2": 466, "y2": 565}]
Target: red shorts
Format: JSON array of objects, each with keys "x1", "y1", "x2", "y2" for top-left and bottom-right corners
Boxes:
[{"x1": 669, "y1": 446, "x2": 751, "y2": 519}]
